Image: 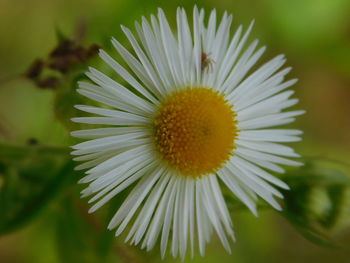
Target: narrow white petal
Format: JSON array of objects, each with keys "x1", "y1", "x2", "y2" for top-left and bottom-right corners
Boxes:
[
  {"x1": 203, "y1": 12, "x2": 230, "y2": 86},
  {"x1": 193, "y1": 6, "x2": 202, "y2": 83},
  {"x1": 207, "y1": 175, "x2": 234, "y2": 238},
  {"x1": 238, "y1": 129, "x2": 302, "y2": 142},
  {"x1": 74, "y1": 152, "x2": 116, "y2": 171},
  {"x1": 235, "y1": 147, "x2": 303, "y2": 166},
  {"x1": 127, "y1": 171, "x2": 171, "y2": 245},
  {"x1": 188, "y1": 178, "x2": 195, "y2": 257},
  {"x1": 77, "y1": 82, "x2": 147, "y2": 116},
  {"x1": 217, "y1": 168, "x2": 258, "y2": 215},
  {"x1": 75, "y1": 104, "x2": 150, "y2": 120},
  {"x1": 217, "y1": 21, "x2": 255, "y2": 89},
  {"x1": 87, "y1": 67, "x2": 154, "y2": 113},
  {"x1": 238, "y1": 110, "x2": 305, "y2": 130},
  {"x1": 232, "y1": 155, "x2": 290, "y2": 189},
  {"x1": 236, "y1": 90, "x2": 296, "y2": 121},
  {"x1": 237, "y1": 154, "x2": 285, "y2": 173},
  {"x1": 236, "y1": 140, "x2": 300, "y2": 157},
  {"x1": 88, "y1": 152, "x2": 153, "y2": 192},
  {"x1": 139, "y1": 17, "x2": 174, "y2": 92},
  {"x1": 227, "y1": 161, "x2": 283, "y2": 198},
  {"x1": 180, "y1": 177, "x2": 193, "y2": 258},
  {"x1": 99, "y1": 49, "x2": 158, "y2": 104},
  {"x1": 228, "y1": 54, "x2": 286, "y2": 101},
  {"x1": 143, "y1": 176, "x2": 176, "y2": 251},
  {"x1": 161, "y1": 174, "x2": 179, "y2": 258},
  {"x1": 88, "y1": 159, "x2": 156, "y2": 212},
  {"x1": 74, "y1": 149, "x2": 119, "y2": 162},
  {"x1": 178, "y1": 8, "x2": 193, "y2": 84},
  {"x1": 109, "y1": 166, "x2": 163, "y2": 232},
  {"x1": 111, "y1": 38, "x2": 162, "y2": 98},
  {"x1": 171, "y1": 175, "x2": 182, "y2": 258},
  {"x1": 195, "y1": 179, "x2": 206, "y2": 256},
  {"x1": 72, "y1": 132, "x2": 148, "y2": 151},
  {"x1": 71, "y1": 127, "x2": 146, "y2": 139},
  {"x1": 71, "y1": 138, "x2": 149, "y2": 156},
  {"x1": 203, "y1": 8, "x2": 216, "y2": 53},
  {"x1": 85, "y1": 144, "x2": 151, "y2": 174},
  {"x1": 158, "y1": 8, "x2": 183, "y2": 87},
  {"x1": 222, "y1": 40, "x2": 262, "y2": 93},
  {"x1": 214, "y1": 24, "x2": 242, "y2": 88},
  {"x1": 229, "y1": 162, "x2": 282, "y2": 210},
  {"x1": 199, "y1": 178, "x2": 231, "y2": 253},
  {"x1": 121, "y1": 25, "x2": 167, "y2": 95}
]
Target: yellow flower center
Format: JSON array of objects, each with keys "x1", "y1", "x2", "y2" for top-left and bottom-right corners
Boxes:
[{"x1": 154, "y1": 87, "x2": 237, "y2": 178}]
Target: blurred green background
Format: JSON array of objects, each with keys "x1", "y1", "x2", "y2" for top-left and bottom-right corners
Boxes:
[{"x1": 0, "y1": 0, "x2": 350, "y2": 262}]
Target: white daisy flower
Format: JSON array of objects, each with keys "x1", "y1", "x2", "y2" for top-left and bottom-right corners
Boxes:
[{"x1": 71, "y1": 6, "x2": 304, "y2": 259}]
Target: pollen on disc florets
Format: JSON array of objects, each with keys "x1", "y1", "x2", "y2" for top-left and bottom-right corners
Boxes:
[{"x1": 154, "y1": 87, "x2": 238, "y2": 178}]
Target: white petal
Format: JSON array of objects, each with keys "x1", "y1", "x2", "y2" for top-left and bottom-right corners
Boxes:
[
  {"x1": 88, "y1": 159, "x2": 156, "y2": 212},
  {"x1": 143, "y1": 175, "x2": 176, "y2": 251},
  {"x1": 126, "y1": 170, "x2": 171, "y2": 245},
  {"x1": 138, "y1": 17, "x2": 174, "y2": 92},
  {"x1": 87, "y1": 67, "x2": 154, "y2": 114},
  {"x1": 71, "y1": 127, "x2": 146, "y2": 139},
  {"x1": 158, "y1": 8, "x2": 183, "y2": 88},
  {"x1": 231, "y1": 155, "x2": 290, "y2": 189},
  {"x1": 84, "y1": 144, "x2": 151, "y2": 174},
  {"x1": 207, "y1": 175, "x2": 234, "y2": 239},
  {"x1": 192, "y1": 6, "x2": 202, "y2": 84},
  {"x1": 121, "y1": 25, "x2": 167, "y2": 95},
  {"x1": 195, "y1": 179, "x2": 206, "y2": 256},
  {"x1": 171, "y1": 175, "x2": 183, "y2": 258},
  {"x1": 74, "y1": 104, "x2": 150, "y2": 120},
  {"x1": 72, "y1": 132, "x2": 148, "y2": 151},
  {"x1": 235, "y1": 147, "x2": 303, "y2": 166},
  {"x1": 217, "y1": 168, "x2": 258, "y2": 215},
  {"x1": 77, "y1": 82, "x2": 146, "y2": 116},
  {"x1": 238, "y1": 129, "x2": 302, "y2": 142},
  {"x1": 228, "y1": 54, "x2": 286, "y2": 102},
  {"x1": 236, "y1": 140, "x2": 300, "y2": 157},
  {"x1": 99, "y1": 49, "x2": 159, "y2": 104},
  {"x1": 111, "y1": 38, "x2": 162, "y2": 98},
  {"x1": 160, "y1": 174, "x2": 179, "y2": 258},
  {"x1": 236, "y1": 90, "x2": 296, "y2": 121},
  {"x1": 199, "y1": 178, "x2": 231, "y2": 253},
  {"x1": 227, "y1": 160, "x2": 283, "y2": 198},
  {"x1": 237, "y1": 110, "x2": 305, "y2": 130},
  {"x1": 108, "y1": 166, "x2": 164, "y2": 232}
]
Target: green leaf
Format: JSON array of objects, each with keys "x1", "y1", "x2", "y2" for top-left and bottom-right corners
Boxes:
[
  {"x1": 54, "y1": 188, "x2": 134, "y2": 263},
  {"x1": 280, "y1": 210, "x2": 339, "y2": 248},
  {"x1": 280, "y1": 158, "x2": 350, "y2": 248},
  {"x1": 0, "y1": 142, "x2": 73, "y2": 234},
  {"x1": 55, "y1": 198, "x2": 101, "y2": 263},
  {"x1": 55, "y1": 27, "x2": 68, "y2": 43}
]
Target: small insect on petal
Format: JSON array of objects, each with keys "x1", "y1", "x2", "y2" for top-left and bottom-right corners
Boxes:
[{"x1": 201, "y1": 52, "x2": 215, "y2": 72}]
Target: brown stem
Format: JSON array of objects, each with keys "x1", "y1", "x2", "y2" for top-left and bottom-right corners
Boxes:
[{"x1": 115, "y1": 244, "x2": 145, "y2": 263}]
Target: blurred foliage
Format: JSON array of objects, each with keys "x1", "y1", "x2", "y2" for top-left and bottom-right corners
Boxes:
[
  {"x1": 0, "y1": 142, "x2": 72, "y2": 234},
  {"x1": 0, "y1": 142, "x2": 148, "y2": 263},
  {"x1": 281, "y1": 158, "x2": 350, "y2": 247}
]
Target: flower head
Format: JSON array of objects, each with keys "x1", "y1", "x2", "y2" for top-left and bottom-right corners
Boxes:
[{"x1": 71, "y1": 6, "x2": 304, "y2": 259}]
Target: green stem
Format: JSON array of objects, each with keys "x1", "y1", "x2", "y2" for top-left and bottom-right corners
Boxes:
[
  {"x1": 302, "y1": 155, "x2": 350, "y2": 168},
  {"x1": 0, "y1": 141, "x2": 70, "y2": 160}
]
